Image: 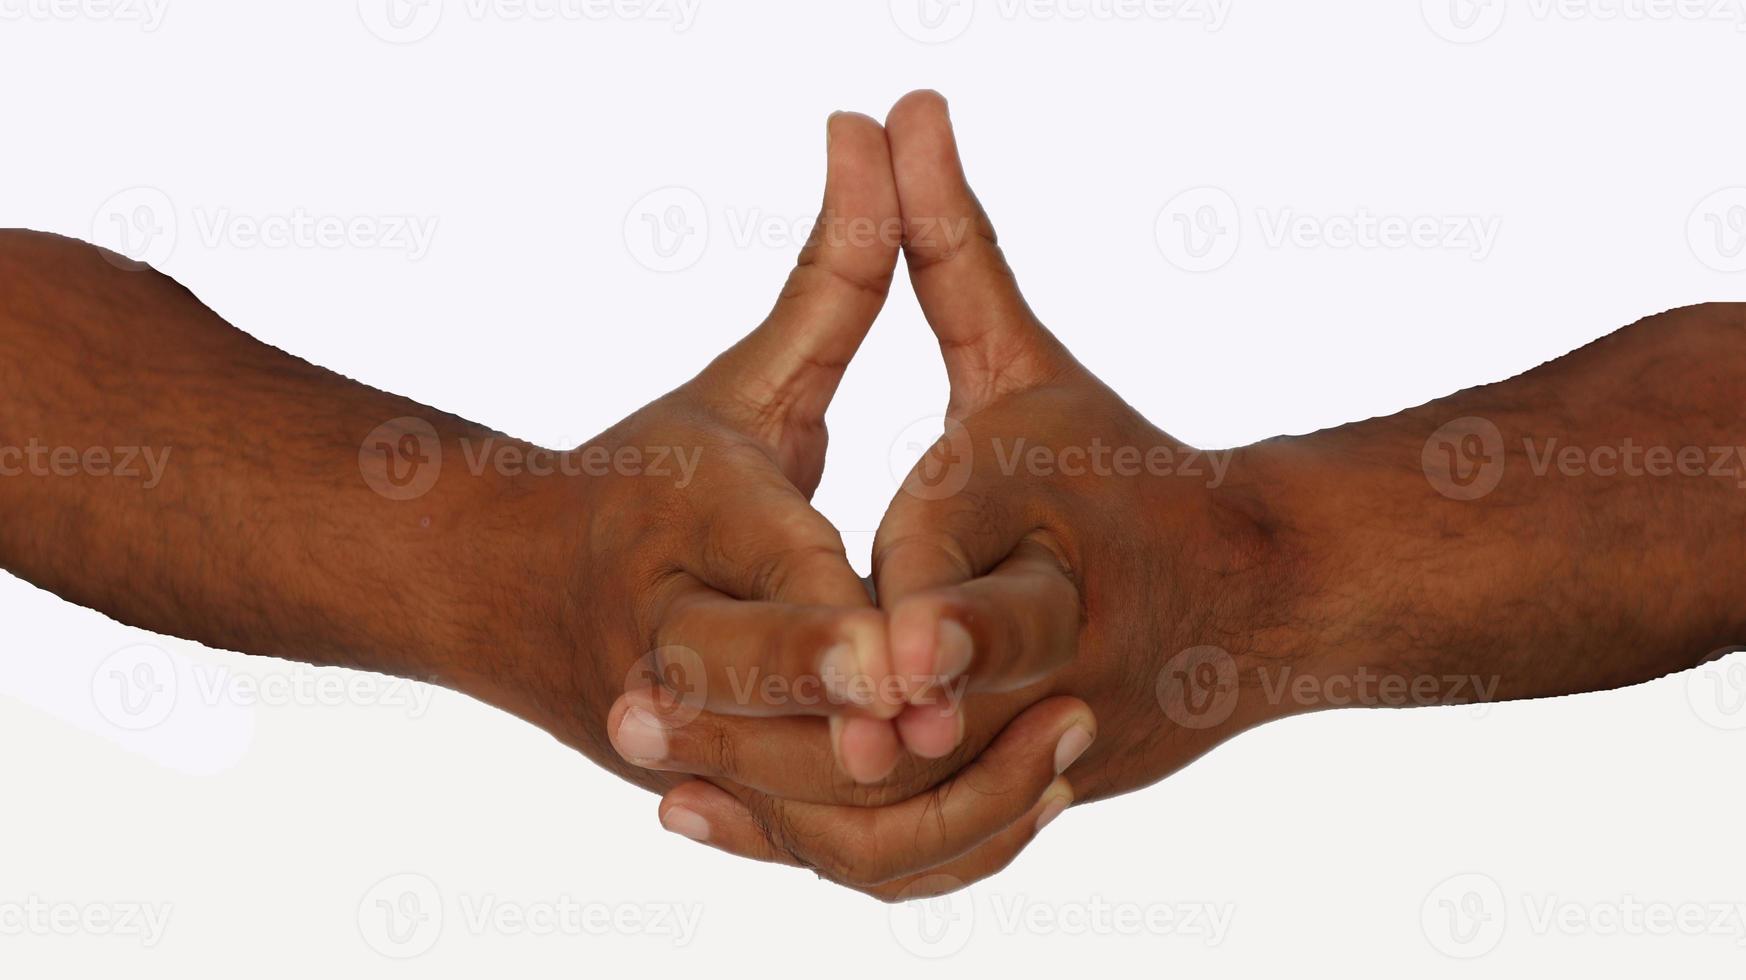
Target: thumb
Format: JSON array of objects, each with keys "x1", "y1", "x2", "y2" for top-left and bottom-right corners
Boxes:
[
  {"x1": 885, "y1": 90, "x2": 1074, "y2": 415},
  {"x1": 699, "y1": 111, "x2": 901, "y2": 446}
]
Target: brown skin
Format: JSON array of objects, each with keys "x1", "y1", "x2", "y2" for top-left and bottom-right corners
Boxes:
[
  {"x1": 0, "y1": 112, "x2": 1069, "y2": 799},
  {"x1": 648, "y1": 91, "x2": 1746, "y2": 900},
  {"x1": 5, "y1": 92, "x2": 1742, "y2": 903}
]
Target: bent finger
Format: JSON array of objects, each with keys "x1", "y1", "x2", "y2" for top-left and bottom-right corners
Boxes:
[
  {"x1": 864, "y1": 778, "x2": 1073, "y2": 902},
  {"x1": 648, "y1": 579, "x2": 895, "y2": 719},
  {"x1": 711, "y1": 697, "x2": 1096, "y2": 888},
  {"x1": 891, "y1": 535, "x2": 1081, "y2": 699},
  {"x1": 609, "y1": 688, "x2": 901, "y2": 792}
]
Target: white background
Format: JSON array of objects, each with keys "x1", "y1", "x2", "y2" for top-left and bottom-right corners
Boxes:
[{"x1": 3, "y1": 0, "x2": 1746, "y2": 975}]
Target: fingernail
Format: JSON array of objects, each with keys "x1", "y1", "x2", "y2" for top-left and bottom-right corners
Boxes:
[
  {"x1": 935, "y1": 619, "x2": 973, "y2": 681},
  {"x1": 1035, "y1": 794, "x2": 1069, "y2": 834},
  {"x1": 827, "y1": 110, "x2": 843, "y2": 147},
  {"x1": 835, "y1": 715, "x2": 899, "y2": 784},
  {"x1": 662, "y1": 806, "x2": 710, "y2": 842},
  {"x1": 821, "y1": 642, "x2": 873, "y2": 707},
  {"x1": 1054, "y1": 724, "x2": 1094, "y2": 774},
  {"x1": 615, "y1": 707, "x2": 668, "y2": 764}
]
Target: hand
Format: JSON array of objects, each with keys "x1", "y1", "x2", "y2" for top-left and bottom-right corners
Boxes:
[
  {"x1": 629, "y1": 91, "x2": 1299, "y2": 898},
  {"x1": 0, "y1": 114, "x2": 1094, "y2": 902},
  {"x1": 490, "y1": 111, "x2": 1095, "y2": 806},
  {"x1": 463, "y1": 112, "x2": 923, "y2": 789},
  {"x1": 638, "y1": 95, "x2": 1746, "y2": 903},
  {"x1": 867, "y1": 90, "x2": 1306, "y2": 808}
]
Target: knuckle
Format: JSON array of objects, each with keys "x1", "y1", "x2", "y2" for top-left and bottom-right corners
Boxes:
[
  {"x1": 703, "y1": 725, "x2": 737, "y2": 777},
  {"x1": 818, "y1": 828, "x2": 890, "y2": 887},
  {"x1": 866, "y1": 756, "x2": 956, "y2": 806},
  {"x1": 788, "y1": 254, "x2": 894, "y2": 303},
  {"x1": 872, "y1": 529, "x2": 976, "y2": 584},
  {"x1": 758, "y1": 543, "x2": 847, "y2": 605},
  {"x1": 744, "y1": 799, "x2": 810, "y2": 869},
  {"x1": 865, "y1": 882, "x2": 910, "y2": 904}
]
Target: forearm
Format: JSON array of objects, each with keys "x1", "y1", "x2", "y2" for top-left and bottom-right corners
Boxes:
[
  {"x1": 0, "y1": 230, "x2": 535, "y2": 696},
  {"x1": 1269, "y1": 302, "x2": 1746, "y2": 706}
]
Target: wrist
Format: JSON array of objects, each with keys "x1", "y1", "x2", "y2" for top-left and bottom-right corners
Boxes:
[
  {"x1": 1240, "y1": 420, "x2": 1536, "y2": 713},
  {"x1": 1136, "y1": 444, "x2": 1331, "y2": 731},
  {"x1": 427, "y1": 458, "x2": 585, "y2": 724},
  {"x1": 1209, "y1": 438, "x2": 1431, "y2": 719},
  {"x1": 347, "y1": 427, "x2": 581, "y2": 724}
]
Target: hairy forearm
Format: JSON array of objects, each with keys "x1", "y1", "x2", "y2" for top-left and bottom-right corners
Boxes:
[
  {"x1": 1268, "y1": 302, "x2": 1746, "y2": 706},
  {"x1": 0, "y1": 230, "x2": 534, "y2": 694}
]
